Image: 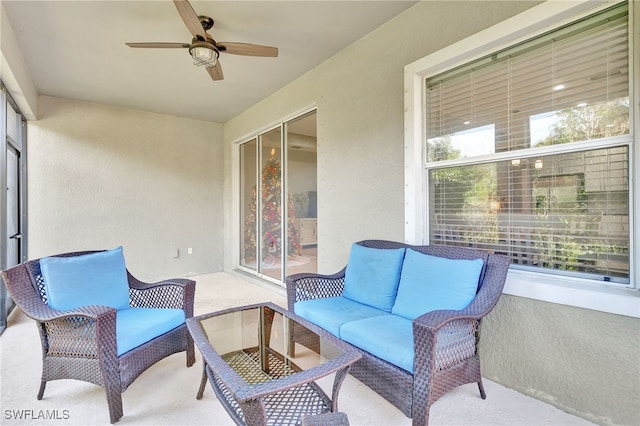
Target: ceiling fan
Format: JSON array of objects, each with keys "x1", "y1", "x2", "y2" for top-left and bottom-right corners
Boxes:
[{"x1": 126, "y1": 0, "x2": 278, "y2": 81}]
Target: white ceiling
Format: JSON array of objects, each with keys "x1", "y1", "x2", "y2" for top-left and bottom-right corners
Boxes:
[{"x1": 3, "y1": 0, "x2": 418, "y2": 123}]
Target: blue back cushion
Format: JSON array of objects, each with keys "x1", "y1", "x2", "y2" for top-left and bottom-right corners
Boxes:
[
  {"x1": 342, "y1": 244, "x2": 405, "y2": 312},
  {"x1": 392, "y1": 249, "x2": 484, "y2": 320},
  {"x1": 40, "y1": 247, "x2": 130, "y2": 311}
]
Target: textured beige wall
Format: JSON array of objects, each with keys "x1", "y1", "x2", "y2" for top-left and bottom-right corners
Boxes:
[
  {"x1": 0, "y1": 2, "x2": 38, "y2": 119},
  {"x1": 223, "y1": 1, "x2": 639, "y2": 425},
  {"x1": 28, "y1": 96, "x2": 224, "y2": 281},
  {"x1": 483, "y1": 296, "x2": 640, "y2": 426}
]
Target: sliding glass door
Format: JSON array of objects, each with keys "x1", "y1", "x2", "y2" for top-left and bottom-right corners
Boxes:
[
  {"x1": 238, "y1": 110, "x2": 317, "y2": 285},
  {"x1": 259, "y1": 128, "x2": 283, "y2": 280},
  {"x1": 285, "y1": 112, "x2": 317, "y2": 277},
  {"x1": 239, "y1": 139, "x2": 258, "y2": 272}
]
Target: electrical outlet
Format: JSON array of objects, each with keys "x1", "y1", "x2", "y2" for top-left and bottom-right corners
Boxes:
[{"x1": 187, "y1": 247, "x2": 193, "y2": 255}]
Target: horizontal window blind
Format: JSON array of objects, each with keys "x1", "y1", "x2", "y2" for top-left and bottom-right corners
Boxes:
[
  {"x1": 425, "y1": 2, "x2": 630, "y2": 283},
  {"x1": 426, "y1": 3, "x2": 628, "y2": 162},
  {"x1": 429, "y1": 146, "x2": 629, "y2": 281}
]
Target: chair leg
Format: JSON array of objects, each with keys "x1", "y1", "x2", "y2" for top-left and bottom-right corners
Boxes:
[
  {"x1": 37, "y1": 380, "x2": 46, "y2": 400},
  {"x1": 186, "y1": 335, "x2": 196, "y2": 367},
  {"x1": 196, "y1": 362, "x2": 208, "y2": 400},
  {"x1": 478, "y1": 379, "x2": 487, "y2": 399},
  {"x1": 105, "y1": 386, "x2": 123, "y2": 424},
  {"x1": 411, "y1": 405, "x2": 430, "y2": 426}
]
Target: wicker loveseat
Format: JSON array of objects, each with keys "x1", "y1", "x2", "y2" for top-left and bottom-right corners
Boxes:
[
  {"x1": 286, "y1": 240, "x2": 511, "y2": 425},
  {"x1": 0, "y1": 248, "x2": 196, "y2": 423}
]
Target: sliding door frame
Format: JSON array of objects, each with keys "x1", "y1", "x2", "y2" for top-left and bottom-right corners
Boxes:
[
  {"x1": 233, "y1": 105, "x2": 317, "y2": 287},
  {"x1": 1, "y1": 82, "x2": 28, "y2": 333}
]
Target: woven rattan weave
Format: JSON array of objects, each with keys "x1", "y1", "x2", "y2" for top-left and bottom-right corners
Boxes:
[
  {"x1": 300, "y1": 411, "x2": 350, "y2": 426},
  {"x1": 286, "y1": 240, "x2": 511, "y2": 426},
  {"x1": 0, "y1": 251, "x2": 196, "y2": 423}
]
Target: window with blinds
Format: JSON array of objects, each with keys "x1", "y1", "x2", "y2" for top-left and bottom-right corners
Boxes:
[{"x1": 425, "y1": 2, "x2": 631, "y2": 283}]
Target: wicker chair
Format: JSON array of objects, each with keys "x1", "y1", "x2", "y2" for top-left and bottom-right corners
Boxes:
[
  {"x1": 287, "y1": 240, "x2": 511, "y2": 426},
  {"x1": 0, "y1": 251, "x2": 196, "y2": 423}
]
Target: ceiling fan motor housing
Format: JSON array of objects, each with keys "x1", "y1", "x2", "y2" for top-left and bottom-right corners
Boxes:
[{"x1": 198, "y1": 15, "x2": 214, "y2": 31}]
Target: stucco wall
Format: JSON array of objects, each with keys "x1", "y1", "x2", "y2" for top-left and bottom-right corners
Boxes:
[
  {"x1": 28, "y1": 96, "x2": 224, "y2": 281},
  {"x1": 483, "y1": 295, "x2": 639, "y2": 426},
  {"x1": 223, "y1": 1, "x2": 639, "y2": 425},
  {"x1": 0, "y1": 2, "x2": 38, "y2": 119}
]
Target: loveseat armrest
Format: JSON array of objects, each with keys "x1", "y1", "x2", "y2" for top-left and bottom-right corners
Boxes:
[
  {"x1": 286, "y1": 268, "x2": 346, "y2": 311},
  {"x1": 413, "y1": 308, "x2": 482, "y2": 353},
  {"x1": 411, "y1": 309, "x2": 482, "y2": 424},
  {"x1": 413, "y1": 309, "x2": 481, "y2": 386},
  {"x1": 128, "y1": 274, "x2": 195, "y2": 318}
]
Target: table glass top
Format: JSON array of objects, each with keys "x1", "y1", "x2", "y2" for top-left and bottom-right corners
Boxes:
[{"x1": 196, "y1": 305, "x2": 344, "y2": 385}]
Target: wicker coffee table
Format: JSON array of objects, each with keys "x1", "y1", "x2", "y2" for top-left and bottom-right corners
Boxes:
[{"x1": 187, "y1": 302, "x2": 361, "y2": 425}]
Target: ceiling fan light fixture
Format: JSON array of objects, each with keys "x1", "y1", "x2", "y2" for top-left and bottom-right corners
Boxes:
[{"x1": 189, "y1": 43, "x2": 218, "y2": 67}]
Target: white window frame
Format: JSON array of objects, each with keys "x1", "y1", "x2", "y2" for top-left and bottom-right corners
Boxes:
[{"x1": 404, "y1": 0, "x2": 640, "y2": 318}]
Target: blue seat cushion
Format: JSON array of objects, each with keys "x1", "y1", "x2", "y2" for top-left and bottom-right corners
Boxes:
[
  {"x1": 40, "y1": 247, "x2": 130, "y2": 311},
  {"x1": 294, "y1": 297, "x2": 390, "y2": 337},
  {"x1": 342, "y1": 244, "x2": 406, "y2": 312},
  {"x1": 116, "y1": 308, "x2": 185, "y2": 356},
  {"x1": 340, "y1": 315, "x2": 415, "y2": 373},
  {"x1": 392, "y1": 249, "x2": 484, "y2": 320}
]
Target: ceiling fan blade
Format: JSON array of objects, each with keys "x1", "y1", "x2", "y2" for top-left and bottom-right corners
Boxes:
[
  {"x1": 206, "y1": 63, "x2": 224, "y2": 81},
  {"x1": 218, "y1": 42, "x2": 278, "y2": 57},
  {"x1": 126, "y1": 42, "x2": 190, "y2": 49},
  {"x1": 173, "y1": 0, "x2": 207, "y2": 40}
]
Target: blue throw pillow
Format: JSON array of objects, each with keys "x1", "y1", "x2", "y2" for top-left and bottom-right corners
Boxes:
[
  {"x1": 40, "y1": 247, "x2": 130, "y2": 311},
  {"x1": 342, "y1": 244, "x2": 406, "y2": 312},
  {"x1": 392, "y1": 249, "x2": 484, "y2": 320}
]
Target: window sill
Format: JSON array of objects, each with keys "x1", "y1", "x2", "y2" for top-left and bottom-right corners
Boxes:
[{"x1": 503, "y1": 269, "x2": 640, "y2": 318}]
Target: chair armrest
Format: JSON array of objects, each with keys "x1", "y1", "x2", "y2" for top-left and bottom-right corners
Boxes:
[
  {"x1": 37, "y1": 306, "x2": 118, "y2": 359},
  {"x1": 285, "y1": 268, "x2": 346, "y2": 310},
  {"x1": 25, "y1": 303, "x2": 115, "y2": 324},
  {"x1": 128, "y1": 274, "x2": 196, "y2": 317}
]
